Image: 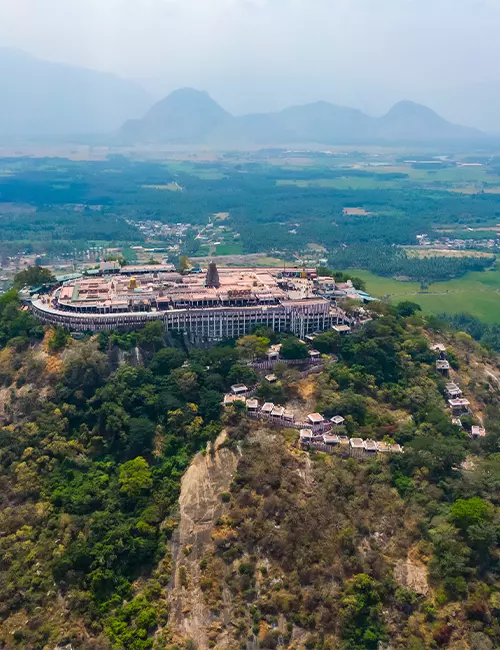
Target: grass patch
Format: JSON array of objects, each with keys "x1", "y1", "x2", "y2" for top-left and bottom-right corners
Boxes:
[
  {"x1": 215, "y1": 243, "x2": 243, "y2": 256},
  {"x1": 351, "y1": 266, "x2": 500, "y2": 324}
]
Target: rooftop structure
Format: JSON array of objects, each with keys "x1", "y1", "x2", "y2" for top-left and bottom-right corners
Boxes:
[
  {"x1": 471, "y1": 425, "x2": 486, "y2": 438},
  {"x1": 231, "y1": 384, "x2": 248, "y2": 395},
  {"x1": 449, "y1": 398, "x2": 470, "y2": 409},
  {"x1": 330, "y1": 415, "x2": 345, "y2": 426},
  {"x1": 307, "y1": 413, "x2": 324, "y2": 425},
  {"x1": 445, "y1": 382, "x2": 462, "y2": 398},
  {"x1": 31, "y1": 266, "x2": 344, "y2": 340},
  {"x1": 333, "y1": 324, "x2": 351, "y2": 334},
  {"x1": 205, "y1": 261, "x2": 220, "y2": 289},
  {"x1": 431, "y1": 343, "x2": 446, "y2": 353},
  {"x1": 246, "y1": 399, "x2": 259, "y2": 410}
]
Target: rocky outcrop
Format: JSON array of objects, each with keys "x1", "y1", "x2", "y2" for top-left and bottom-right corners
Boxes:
[{"x1": 168, "y1": 432, "x2": 240, "y2": 649}]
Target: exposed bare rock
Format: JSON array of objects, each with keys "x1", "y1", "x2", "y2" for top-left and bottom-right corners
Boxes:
[
  {"x1": 394, "y1": 557, "x2": 429, "y2": 596},
  {"x1": 168, "y1": 432, "x2": 240, "y2": 649}
]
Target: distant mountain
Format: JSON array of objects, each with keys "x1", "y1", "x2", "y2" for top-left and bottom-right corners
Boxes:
[
  {"x1": 376, "y1": 100, "x2": 480, "y2": 140},
  {"x1": 121, "y1": 88, "x2": 231, "y2": 143},
  {"x1": 120, "y1": 89, "x2": 484, "y2": 145},
  {"x1": 0, "y1": 48, "x2": 151, "y2": 138}
]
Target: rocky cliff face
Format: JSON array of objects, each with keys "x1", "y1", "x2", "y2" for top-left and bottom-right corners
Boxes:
[{"x1": 168, "y1": 432, "x2": 240, "y2": 649}]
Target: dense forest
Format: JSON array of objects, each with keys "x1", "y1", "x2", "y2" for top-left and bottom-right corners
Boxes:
[
  {"x1": 436, "y1": 312, "x2": 500, "y2": 354},
  {"x1": 328, "y1": 245, "x2": 495, "y2": 285},
  {"x1": 2, "y1": 156, "x2": 500, "y2": 286},
  {"x1": 0, "y1": 289, "x2": 498, "y2": 648}
]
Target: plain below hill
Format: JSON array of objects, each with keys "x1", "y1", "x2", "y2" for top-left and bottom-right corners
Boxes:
[{"x1": 119, "y1": 87, "x2": 484, "y2": 146}]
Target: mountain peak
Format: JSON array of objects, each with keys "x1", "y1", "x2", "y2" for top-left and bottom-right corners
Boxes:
[
  {"x1": 120, "y1": 89, "x2": 483, "y2": 145},
  {"x1": 385, "y1": 100, "x2": 440, "y2": 118},
  {"x1": 121, "y1": 88, "x2": 232, "y2": 144},
  {"x1": 379, "y1": 99, "x2": 480, "y2": 140}
]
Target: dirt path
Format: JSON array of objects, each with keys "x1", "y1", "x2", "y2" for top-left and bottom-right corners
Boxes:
[{"x1": 168, "y1": 432, "x2": 240, "y2": 648}]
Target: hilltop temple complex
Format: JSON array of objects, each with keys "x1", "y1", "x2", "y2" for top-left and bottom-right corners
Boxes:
[{"x1": 30, "y1": 263, "x2": 356, "y2": 340}]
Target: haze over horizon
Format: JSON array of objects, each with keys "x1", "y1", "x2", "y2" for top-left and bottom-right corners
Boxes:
[{"x1": 1, "y1": 0, "x2": 500, "y2": 131}]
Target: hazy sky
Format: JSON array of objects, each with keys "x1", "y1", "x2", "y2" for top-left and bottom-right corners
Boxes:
[{"x1": 1, "y1": 0, "x2": 500, "y2": 128}]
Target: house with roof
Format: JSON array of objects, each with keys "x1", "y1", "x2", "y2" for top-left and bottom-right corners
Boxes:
[
  {"x1": 246, "y1": 399, "x2": 259, "y2": 411},
  {"x1": 299, "y1": 429, "x2": 313, "y2": 444},
  {"x1": 267, "y1": 349, "x2": 280, "y2": 361},
  {"x1": 364, "y1": 440, "x2": 378, "y2": 455},
  {"x1": 471, "y1": 425, "x2": 486, "y2": 438},
  {"x1": 261, "y1": 402, "x2": 274, "y2": 415},
  {"x1": 449, "y1": 398, "x2": 470, "y2": 415},
  {"x1": 231, "y1": 384, "x2": 249, "y2": 395},
  {"x1": 436, "y1": 359, "x2": 450, "y2": 375},
  {"x1": 330, "y1": 415, "x2": 345, "y2": 428},
  {"x1": 350, "y1": 438, "x2": 365, "y2": 458},
  {"x1": 271, "y1": 406, "x2": 285, "y2": 419},
  {"x1": 307, "y1": 413, "x2": 324, "y2": 427},
  {"x1": 322, "y1": 434, "x2": 340, "y2": 446},
  {"x1": 445, "y1": 382, "x2": 462, "y2": 399}
]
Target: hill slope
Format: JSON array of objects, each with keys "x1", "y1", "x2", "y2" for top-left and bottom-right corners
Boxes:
[
  {"x1": 0, "y1": 292, "x2": 499, "y2": 649},
  {"x1": 121, "y1": 88, "x2": 483, "y2": 145},
  {"x1": 0, "y1": 48, "x2": 151, "y2": 137}
]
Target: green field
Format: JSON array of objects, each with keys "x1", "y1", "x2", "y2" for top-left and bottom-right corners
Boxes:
[
  {"x1": 276, "y1": 164, "x2": 500, "y2": 192},
  {"x1": 215, "y1": 243, "x2": 244, "y2": 255},
  {"x1": 277, "y1": 177, "x2": 400, "y2": 190},
  {"x1": 352, "y1": 266, "x2": 500, "y2": 324}
]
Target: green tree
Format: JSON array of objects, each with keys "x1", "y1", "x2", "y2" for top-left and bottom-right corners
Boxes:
[
  {"x1": 13, "y1": 265, "x2": 56, "y2": 289},
  {"x1": 118, "y1": 457, "x2": 153, "y2": 497},
  {"x1": 280, "y1": 337, "x2": 309, "y2": 360},
  {"x1": 396, "y1": 301, "x2": 422, "y2": 318},
  {"x1": 178, "y1": 255, "x2": 191, "y2": 275},
  {"x1": 136, "y1": 321, "x2": 165, "y2": 353},
  {"x1": 63, "y1": 344, "x2": 110, "y2": 394},
  {"x1": 150, "y1": 347, "x2": 186, "y2": 375},
  {"x1": 313, "y1": 330, "x2": 340, "y2": 354},
  {"x1": 449, "y1": 497, "x2": 494, "y2": 533},
  {"x1": 237, "y1": 335, "x2": 270, "y2": 361},
  {"x1": 48, "y1": 326, "x2": 69, "y2": 352}
]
